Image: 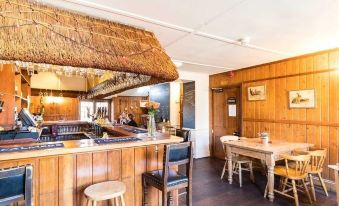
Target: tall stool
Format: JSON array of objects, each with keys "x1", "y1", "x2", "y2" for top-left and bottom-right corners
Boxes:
[
  {"x1": 143, "y1": 142, "x2": 193, "y2": 206},
  {"x1": 0, "y1": 165, "x2": 33, "y2": 206},
  {"x1": 84, "y1": 181, "x2": 126, "y2": 206}
]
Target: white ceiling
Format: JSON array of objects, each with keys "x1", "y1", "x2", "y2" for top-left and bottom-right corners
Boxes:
[{"x1": 41, "y1": 0, "x2": 339, "y2": 74}]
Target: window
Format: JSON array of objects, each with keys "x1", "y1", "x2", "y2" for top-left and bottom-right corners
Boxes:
[
  {"x1": 79, "y1": 100, "x2": 110, "y2": 121},
  {"x1": 80, "y1": 101, "x2": 94, "y2": 121}
]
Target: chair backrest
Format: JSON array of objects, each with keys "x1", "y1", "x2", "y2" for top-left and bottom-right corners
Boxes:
[
  {"x1": 175, "y1": 129, "x2": 191, "y2": 142},
  {"x1": 162, "y1": 142, "x2": 193, "y2": 186},
  {"x1": 281, "y1": 154, "x2": 311, "y2": 177},
  {"x1": 307, "y1": 149, "x2": 327, "y2": 172},
  {"x1": 220, "y1": 135, "x2": 239, "y2": 154},
  {"x1": 0, "y1": 165, "x2": 33, "y2": 206}
]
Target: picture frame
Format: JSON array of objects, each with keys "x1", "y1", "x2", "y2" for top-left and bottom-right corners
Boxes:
[
  {"x1": 247, "y1": 85, "x2": 266, "y2": 101},
  {"x1": 288, "y1": 89, "x2": 315, "y2": 108}
]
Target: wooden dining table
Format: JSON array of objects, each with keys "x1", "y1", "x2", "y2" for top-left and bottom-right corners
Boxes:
[
  {"x1": 328, "y1": 164, "x2": 339, "y2": 206},
  {"x1": 224, "y1": 138, "x2": 313, "y2": 202}
]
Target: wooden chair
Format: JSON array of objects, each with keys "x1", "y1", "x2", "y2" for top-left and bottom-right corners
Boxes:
[
  {"x1": 0, "y1": 165, "x2": 33, "y2": 206},
  {"x1": 220, "y1": 136, "x2": 254, "y2": 187},
  {"x1": 265, "y1": 154, "x2": 312, "y2": 206},
  {"x1": 305, "y1": 149, "x2": 328, "y2": 201},
  {"x1": 84, "y1": 181, "x2": 126, "y2": 206},
  {"x1": 142, "y1": 142, "x2": 193, "y2": 206}
]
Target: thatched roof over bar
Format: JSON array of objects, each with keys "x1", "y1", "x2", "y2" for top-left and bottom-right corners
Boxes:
[{"x1": 0, "y1": 0, "x2": 178, "y2": 96}]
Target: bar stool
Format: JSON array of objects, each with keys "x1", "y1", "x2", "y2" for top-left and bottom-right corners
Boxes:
[
  {"x1": 143, "y1": 142, "x2": 193, "y2": 206},
  {"x1": 84, "y1": 181, "x2": 126, "y2": 206}
]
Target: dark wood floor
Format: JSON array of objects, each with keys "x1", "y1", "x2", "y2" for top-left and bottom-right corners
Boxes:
[{"x1": 179, "y1": 158, "x2": 337, "y2": 206}]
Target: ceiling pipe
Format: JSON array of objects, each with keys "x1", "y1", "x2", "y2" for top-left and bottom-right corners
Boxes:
[{"x1": 56, "y1": 0, "x2": 291, "y2": 56}]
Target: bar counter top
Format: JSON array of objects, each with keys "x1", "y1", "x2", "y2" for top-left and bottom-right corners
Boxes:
[{"x1": 0, "y1": 124, "x2": 182, "y2": 161}]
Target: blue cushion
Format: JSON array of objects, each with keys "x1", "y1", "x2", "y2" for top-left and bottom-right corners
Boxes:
[
  {"x1": 143, "y1": 169, "x2": 188, "y2": 187},
  {"x1": 0, "y1": 174, "x2": 25, "y2": 199}
]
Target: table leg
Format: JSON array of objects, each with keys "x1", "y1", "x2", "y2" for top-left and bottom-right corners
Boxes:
[
  {"x1": 226, "y1": 145, "x2": 233, "y2": 184},
  {"x1": 266, "y1": 156, "x2": 275, "y2": 202},
  {"x1": 335, "y1": 170, "x2": 339, "y2": 206}
]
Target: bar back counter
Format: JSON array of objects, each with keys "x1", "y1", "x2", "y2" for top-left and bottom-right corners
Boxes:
[{"x1": 0, "y1": 122, "x2": 182, "y2": 206}]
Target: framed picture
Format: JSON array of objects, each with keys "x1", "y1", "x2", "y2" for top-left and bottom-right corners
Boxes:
[
  {"x1": 288, "y1": 89, "x2": 315, "y2": 108},
  {"x1": 247, "y1": 85, "x2": 266, "y2": 101}
]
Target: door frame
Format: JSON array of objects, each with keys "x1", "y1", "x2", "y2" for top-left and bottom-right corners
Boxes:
[{"x1": 210, "y1": 83, "x2": 243, "y2": 158}]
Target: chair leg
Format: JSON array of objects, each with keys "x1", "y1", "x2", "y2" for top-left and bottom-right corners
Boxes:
[
  {"x1": 221, "y1": 160, "x2": 227, "y2": 179},
  {"x1": 86, "y1": 199, "x2": 91, "y2": 206},
  {"x1": 169, "y1": 192, "x2": 173, "y2": 206},
  {"x1": 142, "y1": 177, "x2": 148, "y2": 206},
  {"x1": 238, "y1": 163, "x2": 242, "y2": 187},
  {"x1": 309, "y1": 174, "x2": 316, "y2": 201},
  {"x1": 281, "y1": 177, "x2": 288, "y2": 192},
  {"x1": 302, "y1": 179, "x2": 312, "y2": 204},
  {"x1": 249, "y1": 162, "x2": 255, "y2": 183},
  {"x1": 115, "y1": 197, "x2": 119, "y2": 206},
  {"x1": 264, "y1": 182, "x2": 268, "y2": 198},
  {"x1": 317, "y1": 172, "x2": 329, "y2": 196},
  {"x1": 92, "y1": 201, "x2": 97, "y2": 206},
  {"x1": 291, "y1": 180, "x2": 299, "y2": 206},
  {"x1": 162, "y1": 191, "x2": 168, "y2": 206},
  {"x1": 121, "y1": 195, "x2": 126, "y2": 206},
  {"x1": 187, "y1": 185, "x2": 192, "y2": 206}
]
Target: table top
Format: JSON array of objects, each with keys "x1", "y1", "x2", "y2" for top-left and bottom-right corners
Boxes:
[
  {"x1": 224, "y1": 138, "x2": 313, "y2": 154},
  {"x1": 328, "y1": 165, "x2": 339, "y2": 171}
]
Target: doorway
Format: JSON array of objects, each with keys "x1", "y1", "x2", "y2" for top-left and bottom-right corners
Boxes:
[{"x1": 211, "y1": 85, "x2": 242, "y2": 159}]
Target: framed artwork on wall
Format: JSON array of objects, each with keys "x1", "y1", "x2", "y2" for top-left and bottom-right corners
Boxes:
[
  {"x1": 288, "y1": 89, "x2": 315, "y2": 108},
  {"x1": 247, "y1": 85, "x2": 266, "y2": 101}
]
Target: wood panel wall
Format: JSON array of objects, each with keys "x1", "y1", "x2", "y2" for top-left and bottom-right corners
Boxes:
[
  {"x1": 30, "y1": 96, "x2": 79, "y2": 121},
  {"x1": 113, "y1": 96, "x2": 148, "y2": 125},
  {"x1": 0, "y1": 145, "x2": 177, "y2": 206},
  {"x1": 210, "y1": 48, "x2": 339, "y2": 181},
  {"x1": 0, "y1": 65, "x2": 15, "y2": 128}
]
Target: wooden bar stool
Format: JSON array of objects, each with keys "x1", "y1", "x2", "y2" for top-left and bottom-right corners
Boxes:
[{"x1": 84, "y1": 181, "x2": 126, "y2": 206}]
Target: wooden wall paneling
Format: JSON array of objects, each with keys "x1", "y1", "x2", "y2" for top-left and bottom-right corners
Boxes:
[
  {"x1": 76, "y1": 153, "x2": 93, "y2": 206},
  {"x1": 39, "y1": 157, "x2": 58, "y2": 206},
  {"x1": 92, "y1": 151, "x2": 108, "y2": 206},
  {"x1": 58, "y1": 154, "x2": 76, "y2": 206},
  {"x1": 107, "y1": 150, "x2": 121, "y2": 181},
  {"x1": 107, "y1": 150, "x2": 121, "y2": 206},
  {"x1": 134, "y1": 147, "x2": 147, "y2": 206},
  {"x1": 146, "y1": 145, "x2": 159, "y2": 206},
  {"x1": 0, "y1": 65, "x2": 15, "y2": 127},
  {"x1": 210, "y1": 48, "x2": 339, "y2": 181},
  {"x1": 122, "y1": 148, "x2": 135, "y2": 206}
]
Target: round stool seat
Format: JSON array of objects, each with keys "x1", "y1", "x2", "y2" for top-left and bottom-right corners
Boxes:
[{"x1": 84, "y1": 181, "x2": 126, "y2": 201}]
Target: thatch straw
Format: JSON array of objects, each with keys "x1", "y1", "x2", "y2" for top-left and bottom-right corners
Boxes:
[{"x1": 0, "y1": 0, "x2": 178, "y2": 97}]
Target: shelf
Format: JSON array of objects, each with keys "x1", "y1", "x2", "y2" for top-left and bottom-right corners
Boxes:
[
  {"x1": 14, "y1": 95, "x2": 29, "y2": 102},
  {"x1": 15, "y1": 71, "x2": 30, "y2": 86}
]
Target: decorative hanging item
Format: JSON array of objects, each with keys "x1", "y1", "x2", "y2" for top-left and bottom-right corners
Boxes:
[{"x1": 0, "y1": 0, "x2": 179, "y2": 98}]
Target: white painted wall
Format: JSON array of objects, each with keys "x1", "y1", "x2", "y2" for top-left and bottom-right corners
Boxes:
[{"x1": 177, "y1": 69, "x2": 210, "y2": 158}]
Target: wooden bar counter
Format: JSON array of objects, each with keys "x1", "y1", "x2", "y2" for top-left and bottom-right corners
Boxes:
[{"x1": 0, "y1": 124, "x2": 182, "y2": 206}]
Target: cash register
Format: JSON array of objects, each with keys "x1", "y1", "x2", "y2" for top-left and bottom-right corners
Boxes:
[{"x1": 0, "y1": 109, "x2": 40, "y2": 144}]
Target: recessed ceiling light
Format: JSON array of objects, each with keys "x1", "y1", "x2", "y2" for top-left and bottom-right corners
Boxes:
[{"x1": 172, "y1": 60, "x2": 183, "y2": 68}]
